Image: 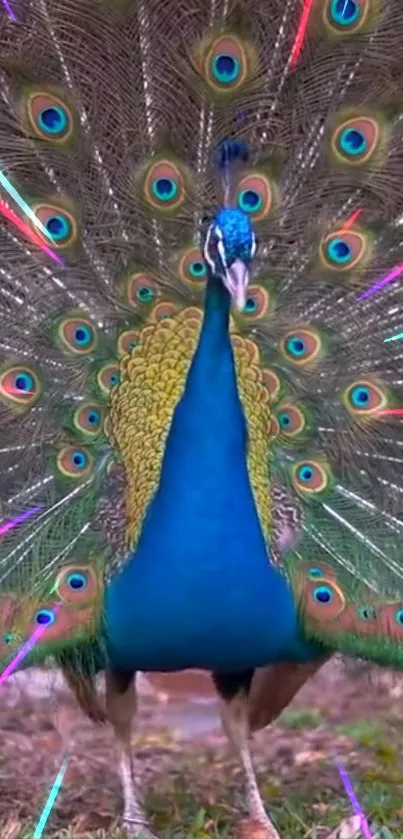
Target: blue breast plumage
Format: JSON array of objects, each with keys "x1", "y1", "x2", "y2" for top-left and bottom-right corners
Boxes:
[{"x1": 105, "y1": 216, "x2": 303, "y2": 673}]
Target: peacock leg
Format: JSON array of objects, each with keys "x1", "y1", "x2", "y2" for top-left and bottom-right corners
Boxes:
[
  {"x1": 214, "y1": 671, "x2": 281, "y2": 839},
  {"x1": 106, "y1": 669, "x2": 158, "y2": 839}
]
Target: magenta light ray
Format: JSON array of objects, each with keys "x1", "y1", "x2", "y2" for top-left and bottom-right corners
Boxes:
[
  {"x1": 0, "y1": 505, "x2": 44, "y2": 537},
  {"x1": 335, "y1": 757, "x2": 372, "y2": 839},
  {"x1": 0, "y1": 603, "x2": 61, "y2": 688},
  {"x1": 1, "y1": 0, "x2": 16, "y2": 21},
  {"x1": 358, "y1": 264, "x2": 403, "y2": 300}
]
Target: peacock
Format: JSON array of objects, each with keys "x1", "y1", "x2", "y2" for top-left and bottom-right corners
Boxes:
[{"x1": 1, "y1": 0, "x2": 403, "y2": 836}]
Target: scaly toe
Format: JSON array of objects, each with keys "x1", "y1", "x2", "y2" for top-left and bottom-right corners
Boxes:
[
  {"x1": 236, "y1": 817, "x2": 281, "y2": 839},
  {"x1": 123, "y1": 817, "x2": 159, "y2": 839}
]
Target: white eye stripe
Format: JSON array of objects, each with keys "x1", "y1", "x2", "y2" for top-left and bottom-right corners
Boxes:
[
  {"x1": 217, "y1": 238, "x2": 227, "y2": 268},
  {"x1": 250, "y1": 232, "x2": 257, "y2": 258},
  {"x1": 203, "y1": 224, "x2": 215, "y2": 272}
]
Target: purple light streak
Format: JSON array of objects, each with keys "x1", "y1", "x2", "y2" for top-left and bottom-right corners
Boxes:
[
  {"x1": 358, "y1": 264, "x2": 403, "y2": 301},
  {"x1": 335, "y1": 756, "x2": 372, "y2": 839},
  {"x1": 1, "y1": 0, "x2": 16, "y2": 21},
  {"x1": 0, "y1": 505, "x2": 43, "y2": 537},
  {"x1": 0, "y1": 200, "x2": 64, "y2": 267}
]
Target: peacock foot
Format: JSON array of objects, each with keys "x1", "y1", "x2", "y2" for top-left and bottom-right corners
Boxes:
[
  {"x1": 237, "y1": 817, "x2": 281, "y2": 839},
  {"x1": 122, "y1": 816, "x2": 159, "y2": 839}
]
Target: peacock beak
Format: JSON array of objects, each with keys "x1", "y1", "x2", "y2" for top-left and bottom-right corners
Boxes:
[{"x1": 224, "y1": 259, "x2": 249, "y2": 311}]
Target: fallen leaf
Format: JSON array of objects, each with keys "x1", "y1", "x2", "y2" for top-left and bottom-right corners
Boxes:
[
  {"x1": 328, "y1": 815, "x2": 363, "y2": 839},
  {"x1": 2, "y1": 817, "x2": 22, "y2": 839}
]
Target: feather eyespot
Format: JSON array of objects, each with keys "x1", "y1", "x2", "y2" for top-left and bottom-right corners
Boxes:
[
  {"x1": 325, "y1": 0, "x2": 370, "y2": 33},
  {"x1": 32, "y1": 204, "x2": 77, "y2": 248},
  {"x1": 309, "y1": 567, "x2": 325, "y2": 579},
  {"x1": 261, "y1": 368, "x2": 282, "y2": 402},
  {"x1": 179, "y1": 247, "x2": 208, "y2": 289},
  {"x1": 73, "y1": 403, "x2": 104, "y2": 437},
  {"x1": 3, "y1": 632, "x2": 14, "y2": 645},
  {"x1": 298, "y1": 561, "x2": 337, "y2": 581},
  {"x1": 321, "y1": 230, "x2": 367, "y2": 271},
  {"x1": 27, "y1": 93, "x2": 73, "y2": 142},
  {"x1": 201, "y1": 35, "x2": 252, "y2": 93},
  {"x1": 240, "y1": 285, "x2": 270, "y2": 320},
  {"x1": 343, "y1": 380, "x2": 388, "y2": 416},
  {"x1": 57, "y1": 445, "x2": 93, "y2": 478},
  {"x1": 381, "y1": 604, "x2": 403, "y2": 639},
  {"x1": 332, "y1": 117, "x2": 380, "y2": 164},
  {"x1": 34, "y1": 609, "x2": 56, "y2": 627},
  {"x1": 143, "y1": 160, "x2": 185, "y2": 213},
  {"x1": 276, "y1": 403, "x2": 306, "y2": 437},
  {"x1": 149, "y1": 302, "x2": 180, "y2": 322},
  {"x1": 281, "y1": 328, "x2": 322, "y2": 366},
  {"x1": 0, "y1": 365, "x2": 41, "y2": 409},
  {"x1": 54, "y1": 565, "x2": 100, "y2": 605},
  {"x1": 301, "y1": 578, "x2": 346, "y2": 621},
  {"x1": 313, "y1": 585, "x2": 333, "y2": 604},
  {"x1": 117, "y1": 329, "x2": 139, "y2": 357},
  {"x1": 126, "y1": 274, "x2": 159, "y2": 309},
  {"x1": 292, "y1": 460, "x2": 330, "y2": 496},
  {"x1": 358, "y1": 605, "x2": 377, "y2": 621},
  {"x1": 97, "y1": 362, "x2": 120, "y2": 395},
  {"x1": 236, "y1": 174, "x2": 273, "y2": 222},
  {"x1": 297, "y1": 560, "x2": 336, "y2": 585},
  {"x1": 58, "y1": 317, "x2": 97, "y2": 355}
]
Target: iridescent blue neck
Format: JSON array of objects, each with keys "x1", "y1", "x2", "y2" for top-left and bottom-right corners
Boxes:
[
  {"x1": 201, "y1": 272, "x2": 231, "y2": 342},
  {"x1": 180, "y1": 272, "x2": 238, "y2": 414}
]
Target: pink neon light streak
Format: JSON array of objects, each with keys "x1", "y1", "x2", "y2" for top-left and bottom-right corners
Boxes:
[
  {"x1": 375, "y1": 409, "x2": 403, "y2": 416},
  {"x1": 0, "y1": 604, "x2": 61, "y2": 688},
  {"x1": 1, "y1": 0, "x2": 16, "y2": 21},
  {"x1": 0, "y1": 200, "x2": 64, "y2": 266},
  {"x1": 341, "y1": 209, "x2": 362, "y2": 232},
  {"x1": 358, "y1": 264, "x2": 403, "y2": 300},
  {"x1": 0, "y1": 505, "x2": 43, "y2": 537},
  {"x1": 290, "y1": 0, "x2": 315, "y2": 66}
]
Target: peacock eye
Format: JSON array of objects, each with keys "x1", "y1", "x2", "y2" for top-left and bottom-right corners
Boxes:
[
  {"x1": 245, "y1": 297, "x2": 257, "y2": 313},
  {"x1": 39, "y1": 106, "x2": 68, "y2": 135},
  {"x1": 35, "y1": 609, "x2": 55, "y2": 626},
  {"x1": 312, "y1": 585, "x2": 333, "y2": 604},
  {"x1": 339, "y1": 127, "x2": 367, "y2": 156},
  {"x1": 326, "y1": 238, "x2": 351, "y2": 264},
  {"x1": 212, "y1": 54, "x2": 241, "y2": 84},
  {"x1": 136, "y1": 286, "x2": 155, "y2": 303},
  {"x1": 329, "y1": 0, "x2": 360, "y2": 26},
  {"x1": 46, "y1": 214, "x2": 71, "y2": 240},
  {"x1": 66, "y1": 571, "x2": 87, "y2": 590},
  {"x1": 151, "y1": 177, "x2": 178, "y2": 203},
  {"x1": 189, "y1": 260, "x2": 207, "y2": 278},
  {"x1": 238, "y1": 189, "x2": 263, "y2": 214}
]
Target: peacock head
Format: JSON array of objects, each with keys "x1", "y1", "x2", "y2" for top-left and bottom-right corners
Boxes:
[{"x1": 203, "y1": 208, "x2": 257, "y2": 311}]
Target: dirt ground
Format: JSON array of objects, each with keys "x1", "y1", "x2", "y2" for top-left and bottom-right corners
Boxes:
[{"x1": 0, "y1": 661, "x2": 402, "y2": 838}]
